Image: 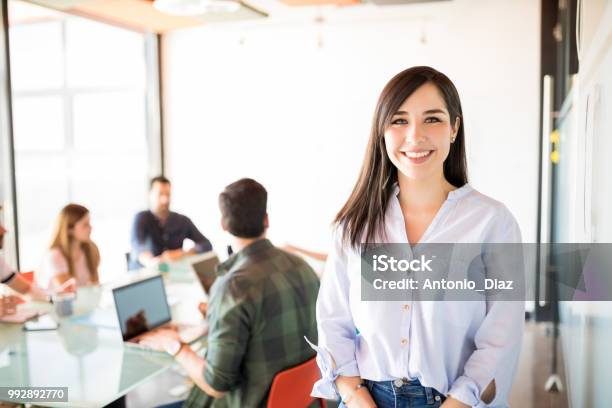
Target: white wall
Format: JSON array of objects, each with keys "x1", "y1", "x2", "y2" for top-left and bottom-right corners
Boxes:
[{"x1": 162, "y1": 0, "x2": 540, "y2": 254}]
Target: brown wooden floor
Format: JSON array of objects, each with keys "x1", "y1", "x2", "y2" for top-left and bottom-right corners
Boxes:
[{"x1": 509, "y1": 320, "x2": 569, "y2": 408}]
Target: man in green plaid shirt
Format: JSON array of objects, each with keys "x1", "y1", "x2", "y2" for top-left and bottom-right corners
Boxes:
[{"x1": 145, "y1": 179, "x2": 320, "y2": 408}]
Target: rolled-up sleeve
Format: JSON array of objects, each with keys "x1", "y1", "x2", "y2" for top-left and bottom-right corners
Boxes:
[
  {"x1": 308, "y1": 228, "x2": 360, "y2": 400},
  {"x1": 448, "y1": 208, "x2": 525, "y2": 407},
  {"x1": 0, "y1": 255, "x2": 16, "y2": 283}
]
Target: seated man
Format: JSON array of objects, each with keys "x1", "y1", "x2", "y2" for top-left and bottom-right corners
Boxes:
[
  {"x1": 142, "y1": 178, "x2": 320, "y2": 408},
  {"x1": 0, "y1": 223, "x2": 49, "y2": 316},
  {"x1": 130, "y1": 176, "x2": 212, "y2": 269}
]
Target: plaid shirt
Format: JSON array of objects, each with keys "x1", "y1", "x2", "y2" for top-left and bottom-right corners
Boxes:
[{"x1": 183, "y1": 239, "x2": 319, "y2": 408}]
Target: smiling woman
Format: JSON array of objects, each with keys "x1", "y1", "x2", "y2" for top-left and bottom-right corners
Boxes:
[
  {"x1": 334, "y1": 66, "x2": 467, "y2": 248},
  {"x1": 385, "y1": 83, "x2": 460, "y2": 177},
  {"x1": 310, "y1": 66, "x2": 524, "y2": 408}
]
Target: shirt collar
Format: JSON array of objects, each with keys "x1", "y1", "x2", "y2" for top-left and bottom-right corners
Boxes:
[
  {"x1": 216, "y1": 238, "x2": 273, "y2": 276},
  {"x1": 391, "y1": 182, "x2": 472, "y2": 201},
  {"x1": 447, "y1": 183, "x2": 472, "y2": 200}
]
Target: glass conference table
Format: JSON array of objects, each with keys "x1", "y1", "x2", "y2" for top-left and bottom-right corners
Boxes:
[{"x1": 0, "y1": 258, "x2": 208, "y2": 407}]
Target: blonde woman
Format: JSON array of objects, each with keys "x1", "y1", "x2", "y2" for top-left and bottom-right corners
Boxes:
[{"x1": 44, "y1": 204, "x2": 100, "y2": 290}]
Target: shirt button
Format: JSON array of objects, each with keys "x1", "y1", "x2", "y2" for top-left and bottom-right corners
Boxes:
[
  {"x1": 403, "y1": 304, "x2": 410, "y2": 311},
  {"x1": 400, "y1": 338, "x2": 408, "y2": 346}
]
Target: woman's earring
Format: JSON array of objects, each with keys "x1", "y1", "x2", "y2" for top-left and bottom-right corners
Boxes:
[{"x1": 451, "y1": 136, "x2": 456, "y2": 143}]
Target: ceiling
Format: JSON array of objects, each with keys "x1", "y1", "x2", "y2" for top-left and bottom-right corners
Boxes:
[
  {"x1": 17, "y1": 0, "x2": 267, "y2": 33},
  {"x1": 14, "y1": 0, "x2": 448, "y2": 33}
]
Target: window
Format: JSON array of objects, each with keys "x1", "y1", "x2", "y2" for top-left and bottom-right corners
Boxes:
[{"x1": 9, "y1": 1, "x2": 158, "y2": 284}]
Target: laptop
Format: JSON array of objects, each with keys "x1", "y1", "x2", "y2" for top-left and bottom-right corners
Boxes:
[
  {"x1": 112, "y1": 275, "x2": 205, "y2": 344},
  {"x1": 190, "y1": 251, "x2": 220, "y2": 296}
]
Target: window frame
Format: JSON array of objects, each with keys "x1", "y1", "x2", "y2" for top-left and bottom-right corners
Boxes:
[{"x1": 0, "y1": 1, "x2": 164, "y2": 269}]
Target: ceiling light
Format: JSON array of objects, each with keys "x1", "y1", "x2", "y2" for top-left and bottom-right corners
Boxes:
[{"x1": 153, "y1": 0, "x2": 241, "y2": 16}]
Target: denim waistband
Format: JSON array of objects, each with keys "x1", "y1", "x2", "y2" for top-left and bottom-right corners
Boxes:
[{"x1": 364, "y1": 378, "x2": 444, "y2": 404}]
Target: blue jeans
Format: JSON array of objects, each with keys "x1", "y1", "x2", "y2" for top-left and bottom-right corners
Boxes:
[{"x1": 340, "y1": 378, "x2": 446, "y2": 408}]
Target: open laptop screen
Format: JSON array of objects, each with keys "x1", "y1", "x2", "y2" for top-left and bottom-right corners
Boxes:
[
  {"x1": 191, "y1": 252, "x2": 219, "y2": 295},
  {"x1": 113, "y1": 275, "x2": 171, "y2": 341}
]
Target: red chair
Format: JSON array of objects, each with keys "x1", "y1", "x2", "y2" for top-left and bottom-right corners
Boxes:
[
  {"x1": 267, "y1": 357, "x2": 327, "y2": 408},
  {"x1": 21, "y1": 271, "x2": 34, "y2": 283}
]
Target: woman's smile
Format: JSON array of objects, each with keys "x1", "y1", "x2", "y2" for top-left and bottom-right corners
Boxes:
[{"x1": 401, "y1": 149, "x2": 435, "y2": 165}]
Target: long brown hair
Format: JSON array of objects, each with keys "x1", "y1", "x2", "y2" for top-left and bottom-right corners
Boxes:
[
  {"x1": 335, "y1": 66, "x2": 468, "y2": 249},
  {"x1": 50, "y1": 204, "x2": 100, "y2": 283}
]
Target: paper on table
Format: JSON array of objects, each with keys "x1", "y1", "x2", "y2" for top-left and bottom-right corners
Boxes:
[{"x1": 0, "y1": 309, "x2": 39, "y2": 323}]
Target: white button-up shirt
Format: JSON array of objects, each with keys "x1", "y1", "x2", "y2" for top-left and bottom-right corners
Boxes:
[{"x1": 310, "y1": 183, "x2": 524, "y2": 408}]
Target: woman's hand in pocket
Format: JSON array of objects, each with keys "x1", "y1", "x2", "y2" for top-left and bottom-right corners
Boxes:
[{"x1": 440, "y1": 396, "x2": 470, "y2": 408}]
